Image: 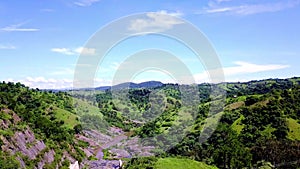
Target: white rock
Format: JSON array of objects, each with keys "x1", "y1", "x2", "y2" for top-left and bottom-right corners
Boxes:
[{"x1": 69, "y1": 161, "x2": 79, "y2": 169}]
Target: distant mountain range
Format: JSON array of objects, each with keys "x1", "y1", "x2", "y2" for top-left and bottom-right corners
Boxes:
[
  {"x1": 47, "y1": 77, "x2": 300, "y2": 92},
  {"x1": 95, "y1": 81, "x2": 164, "y2": 91},
  {"x1": 44, "y1": 81, "x2": 164, "y2": 92}
]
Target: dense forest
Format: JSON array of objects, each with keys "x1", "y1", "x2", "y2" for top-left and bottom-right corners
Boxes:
[{"x1": 1, "y1": 77, "x2": 300, "y2": 168}]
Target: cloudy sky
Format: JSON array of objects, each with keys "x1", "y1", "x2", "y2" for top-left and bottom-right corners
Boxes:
[{"x1": 1, "y1": 0, "x2": 300, "y2": 89}]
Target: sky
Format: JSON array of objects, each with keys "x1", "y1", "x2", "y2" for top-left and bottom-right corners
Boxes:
[{"x1": 0, "y1": 0, "x2": 300, "y2": 89}]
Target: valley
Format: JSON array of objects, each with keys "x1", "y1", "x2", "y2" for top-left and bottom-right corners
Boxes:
[{"x1": 0, "y1": 77, "x2": 300, "y2": 168}]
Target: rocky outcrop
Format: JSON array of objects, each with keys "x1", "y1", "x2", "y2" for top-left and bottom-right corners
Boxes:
[
  {"x1": 63, "y1": 150, "x2": 77, "y2": 164},
  {"x1": 77, "y1": 128, "x2": 154, "y2": 168},
  {"x1": 37, "y1": 149, "x2": 55, "y2": 169},
  {"x1": 85, "y1": 160, "x2": 122, "y2": 169},
  {"x1": 0, "y1": 109, "x2": 19, "y2": 128},
  {"x1": 12, "y1": 129, "x2": 46, "y2": 159},
  {"x1": 69, "y1": 161, "x2": 80, "y2": 169},
  {"x1": 0, "y1": 109, "x2": 55, "y2": 168},
  {"x1": 1, "y1": 109, "x2": 154, "y2": 169},
  {"x1": 1, "y1": 110, "x2": 47, "y2": 160}
]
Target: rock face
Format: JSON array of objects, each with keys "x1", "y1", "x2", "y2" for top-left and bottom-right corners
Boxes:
[
  {"x1": 37, "y1": 149, "x2": 55, "y2": 169},
  {"x1": 86, "y1": 160, "x2": 122, "y2": 169},
  {"x1": 1, "y1": 110, "x2": 46, "y2": 158},
  {"x1": 76, "y1": 128, "x2": 155, "y2": 168},
  {"x1": 109, "y1": 148, "x2": 131, "y2": 158},
  {"x1": 69, "y1": 161, "x2": 80, "y2": 169},
  {"x1": 12, "y1": 129, "x2": 46, "y2": 159},
  {"x1": 0, "y1": 109, "x2": 55, "y2": 168},
  {"x1": 1, "y1": 109, "x2": 154, "y2": 168}
]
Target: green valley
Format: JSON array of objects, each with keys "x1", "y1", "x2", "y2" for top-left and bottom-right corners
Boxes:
[{"x1": 1, "y1": 77, "x2": 300, "y2": 168}]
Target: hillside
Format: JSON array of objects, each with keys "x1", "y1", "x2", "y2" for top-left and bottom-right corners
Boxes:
[
  {"x1": 0, "y1": 82, "x2": 87, "y2": 168},
  {"x1": 0, "y1": 77, "x2": 300, "y2": 168}
]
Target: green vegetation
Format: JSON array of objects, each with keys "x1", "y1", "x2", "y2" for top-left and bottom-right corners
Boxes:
[
  {"x1": 124, "y1": 157, "x2": 218, "y2": 169},
  {"x1": 53, "y1": 107, "x2": 79, "y2": 129},
  {"x1": 231, "y1": 115, "x2": 244, "y2": 134},
  {"x1": 287, "y1": 118, "x2": 300, "y2": 140},
  {"x1": 0, "y1": 152, "x2": 20, "y2": 169},
  {"x1": 0, "y1": 82, "x2": 86, "y2": 168},
  {"x1": 155, "y1": 157, "x2": 218, "y2": 169},
  {"x1": 168, "y1": 78, "x2": 300, "y2": 169},
  {"x1": 91, "y1": 77, "x2": 300, "y2": 169},
  {"x1": 1, "y1": 77, "x2": 300, "y2": 168},
  {"x1": 73, "y1": 97, "x2": 102, "y2": 117},
  {"x1": 124, "y1": 156, "x2": 158, "y2": 169}
]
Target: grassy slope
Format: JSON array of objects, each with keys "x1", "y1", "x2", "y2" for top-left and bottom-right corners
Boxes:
[
  {"x1": 261, "y1": 124, "x2": 276, "y2": 138},
  {"x1": 226, "y1": 101, "x2": 244, "y2": 110},
  {"x1": 54, "y1": 98, "x2": 105, "y2": 129},
  {"x1": 54, "y1": 107, "x2": 79, "y2": 129},
  {"x1": 155, "y1": 158, "x2": 218, "y2": 169},
  {"x1": 73, "y1": 98, "x2": 103, "y2": 117},
  {"x1": 287, "y1": 118, "x2": 300, "y2": 140},
  {"x1": 231, "y1": 115, "x2": 245, "y2": 134}
]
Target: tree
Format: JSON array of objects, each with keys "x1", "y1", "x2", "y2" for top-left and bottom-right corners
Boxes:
[
  {"x1": 208, "y1": 124, "x2": 252, "y2": 168},
  {"x1": 73, "y1": 124, "x2": 83, "y2": 134}
]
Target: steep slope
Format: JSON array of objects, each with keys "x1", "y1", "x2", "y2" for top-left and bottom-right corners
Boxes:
[
  {"x1": 0, "y1": 109, "x2": 55, "y2": 168},
  {"x1": 0, "y1": 82, "x2": 86, "y2": 168},
  {"x1": 1, "y1": 77, "x2": 300, "y2": 169}
]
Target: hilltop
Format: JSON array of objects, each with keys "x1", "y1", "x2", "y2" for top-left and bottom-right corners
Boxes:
[{"x1": 0, "y1": 77, "x2": 300, "y2": 168}]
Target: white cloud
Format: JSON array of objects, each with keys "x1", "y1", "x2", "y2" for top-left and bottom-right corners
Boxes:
[
  {"x1": 5, "y1": 77, "x2": 71, "y2": 89},
  {"x1": 202, "y1": 0, "x2": 300, "y2": 15},
  {"x1": 224, "y1": 61, "x2": 289, "y2": 75},
  {"x1": 4, "y1": 61, "x2": 289, "y2": 89},
  {"x1": 74, "y1": 47, "x2": 96, "y2": 55},
  {"x1": 128, "y1": 10, "x2": 184, "y2": 33},
  {"x1": 5, "y1": 77, "x2": 114, "y2": 89},
  {"x1": 194, "y1": 61, "x2": 290, "y2": 83},
  {"x1": 205, "y1": 7, "x2": 235, "y2": 13},
  {"x1": 159, "y1": 10, "x2": 183, "y2": 17},
  {"x1": 0, "y1": 22, "x2": 39, "y2": 32},
  {"x1": 51, "y1": 47, "x2": 96, "y2": 55},
  {"x1": 51, "y1": 48, "x2": 74, "y2": 55},
  {"x1": 74, "y1": 0, "x2": 100, "y2": 7},
  {"x1": 0, "y1": 44, "x2": 16, "y2": 49}
]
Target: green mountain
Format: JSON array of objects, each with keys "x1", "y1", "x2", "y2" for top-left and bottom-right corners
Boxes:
[{"x1": 1, "y1": 77, "x2": 300, "y2": 168}]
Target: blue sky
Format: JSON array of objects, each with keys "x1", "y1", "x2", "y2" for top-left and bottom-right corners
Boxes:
[{"x1": 0, "y1": 0, "x2": 300, "y2": 89}]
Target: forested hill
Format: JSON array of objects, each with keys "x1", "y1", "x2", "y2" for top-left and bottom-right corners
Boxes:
[
  {"x1": 0, "y1": 77, "x2": 300, "y2": 168},
  {"x1": 0, "y1": 82, "x2": 84, "y2": 168}
]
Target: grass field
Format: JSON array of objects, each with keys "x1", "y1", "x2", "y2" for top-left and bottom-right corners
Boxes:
[
  {"x1": 287, "y1": 118, "x2": 300, "y2": 140},
  {"x1": 231, "y1": 115, "x2": 245, "y2": 134},
  {"x1": 54, "y1": 107, "x2": 79, "y2": 129},
  {"x1": 155, "y1": 157, "x2": 218, "y2": 169},
  {"x1": 226, "y1": 101, "x2": 244, "y2": 110},
  {"x1": 73, "y1": 98, "x2": 103, "y2": 117},
  {"x1": 261, "y1": 124, "x2": 276, "y2": 138}
]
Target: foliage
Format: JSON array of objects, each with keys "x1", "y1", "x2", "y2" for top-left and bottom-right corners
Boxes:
[
  {"x1": 155, "y1": 157, "x2": 218, "y2": 169},
  {"x1": 0, "y1": 82, "x2": 86, "y2": 168},
  {"x1": 124, "y1": 156, "x2": 158, "y2": 169},
  {"x1": 1, "y1": 77, "x2": 300, "y2": 168},
  {"x1": 0, "y1": 151, "x2": 20, "y2": 169}
]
